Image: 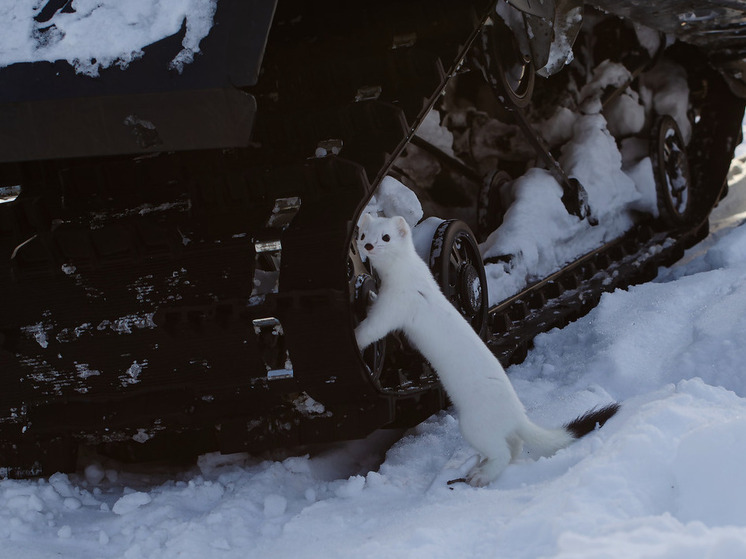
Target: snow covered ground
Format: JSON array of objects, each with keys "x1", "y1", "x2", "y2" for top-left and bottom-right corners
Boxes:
[
  {"x1": 3, "y1": 4, "x2": 746, "y2": 556},
  {"x1": 4, "y1": 163, "x2": 746, "y2": 558}
]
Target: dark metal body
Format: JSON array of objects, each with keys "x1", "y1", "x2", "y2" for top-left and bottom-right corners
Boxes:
[
  {"x1": 0, "y1": 0, "x2": 275, "y2": 162},
  {"x1": 0, "y1": 0, "x2": 745, "y2": 475}
]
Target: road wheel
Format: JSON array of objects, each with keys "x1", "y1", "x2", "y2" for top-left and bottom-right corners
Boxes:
[
  {"x1": 651, "y1": 114, "x2": 693, "y2": 227},
  {"x1": 429, "y1": 220, "x2": 489, "y2": 338}
]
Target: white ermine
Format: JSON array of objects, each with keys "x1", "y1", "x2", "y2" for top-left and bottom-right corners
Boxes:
[{"x1": 354, "y1": 214, "x2": 619, "y2": 487}]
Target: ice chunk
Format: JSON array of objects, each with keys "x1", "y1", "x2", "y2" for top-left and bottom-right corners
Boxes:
[{"x1": 112, "y1": 491, "x2": 151, "y2": 515}]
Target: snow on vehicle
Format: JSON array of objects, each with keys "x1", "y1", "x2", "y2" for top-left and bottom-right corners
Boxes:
[{"x1": 0, "y1": 0, "x2": 744, "y2": 476}]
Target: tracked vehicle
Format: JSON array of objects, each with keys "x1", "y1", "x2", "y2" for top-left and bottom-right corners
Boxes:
[{"x1": 1, "y1": 0, "x2": 745, "y2": 476}]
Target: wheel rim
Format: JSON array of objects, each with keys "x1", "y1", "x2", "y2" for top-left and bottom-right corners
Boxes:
[
  {"x1": 652, "y1": 115, "x2": 691, "y2": 226},
  {"x1": 430, "y1": 220, "x2": 488, "y2": 337},
  {"x1": 487, "y1": 20, "x2": 535, "y2": 108}
]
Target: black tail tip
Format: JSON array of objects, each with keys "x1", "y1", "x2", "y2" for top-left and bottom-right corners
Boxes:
[{"x1": 565, "y1": 402, "x2": 620, "y2": 439}]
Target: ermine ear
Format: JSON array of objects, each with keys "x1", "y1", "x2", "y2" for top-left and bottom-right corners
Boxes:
[
  {"x1": 393, "y1": 216, "x2": 409, "y2": 239},
  {"x1": 358, "y1": 213, "x2": 372, "y2": 230}
]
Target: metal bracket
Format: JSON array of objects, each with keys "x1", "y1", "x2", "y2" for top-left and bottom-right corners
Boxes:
[
  {"x1": 252, "y1": 317, "x2": 293, "y2": 381},
  {"x1": 250, "y1": 197, "x2": 301, "y2": 302},
  {"x1": 0, "y1": 185, "x2": 21, "y2": 204}
]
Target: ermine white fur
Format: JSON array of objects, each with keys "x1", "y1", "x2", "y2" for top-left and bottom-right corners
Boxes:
[{"x1": 354, "y1": 214, "x2": 618, "y2": 486}]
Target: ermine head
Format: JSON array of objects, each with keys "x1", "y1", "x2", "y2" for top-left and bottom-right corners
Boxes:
[{"x1": 357, "y1": 214, "x2": 412, "y2": 265}]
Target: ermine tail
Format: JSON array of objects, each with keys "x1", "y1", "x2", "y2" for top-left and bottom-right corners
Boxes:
[
  {"x1": 564, "y1": 403, "x2": 620, "y2": 439},
  {"x1": 519, "y1": 403, "x2": 620, "y2": 458}
]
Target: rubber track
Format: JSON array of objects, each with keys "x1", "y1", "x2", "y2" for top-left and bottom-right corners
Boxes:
[{"x1": 488, "y1": 223, "x2": 705, "y2": 365}]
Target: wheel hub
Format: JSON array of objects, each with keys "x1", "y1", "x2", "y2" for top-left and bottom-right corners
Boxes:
[{"x1": 458, "y1": 262, "x2": 483, "y2": 317}]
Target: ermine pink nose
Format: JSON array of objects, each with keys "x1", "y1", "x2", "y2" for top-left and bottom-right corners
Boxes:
[{"x1": 365, "y1": 243, "x2": 374, "y2": 251}]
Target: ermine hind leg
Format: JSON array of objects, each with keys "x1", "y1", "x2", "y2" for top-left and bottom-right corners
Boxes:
[{"x1": 508, "y1": 435, "x2": 523, "y2": 460}]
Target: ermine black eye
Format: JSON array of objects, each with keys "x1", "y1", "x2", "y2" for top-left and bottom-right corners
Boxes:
[
  {"x1": 382, "y1": 234, "x2": 390, "y2": 242},
  {"x1": 360, "y1": 233, "x2": 365, "y2": 240}
]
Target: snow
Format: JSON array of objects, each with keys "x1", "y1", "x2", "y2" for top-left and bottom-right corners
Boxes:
[
  {"x1": 633, "y1": 22, "x2": 664, "y2": 59},
  {"x1": 397, "y1": 52, "x2": 688, "y2": 306},
  {"x1": 416, "y1": 109, "x2": 456, "y2": 157},
  {"x1": 3, "y1": 162, "x2": 746, "y2": 558},
  {"x1": 362, "y1": 176, "x2": 424, "y2": 229},
  {"x1": 480, "y1": 112, "x2": 656, "y2": 304},
  {"x1": 639, "y1": 59, "x2": 693, "y2": 144},
  {"x1": 383, "y1": 65, "x2": 664, "y2": 304},
  {"x1": 579, "y1": 61, "x2": 646, "y2": 138},
  {"x1": 0, "y1": 0, "x2": 217, "y2": 76}
]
